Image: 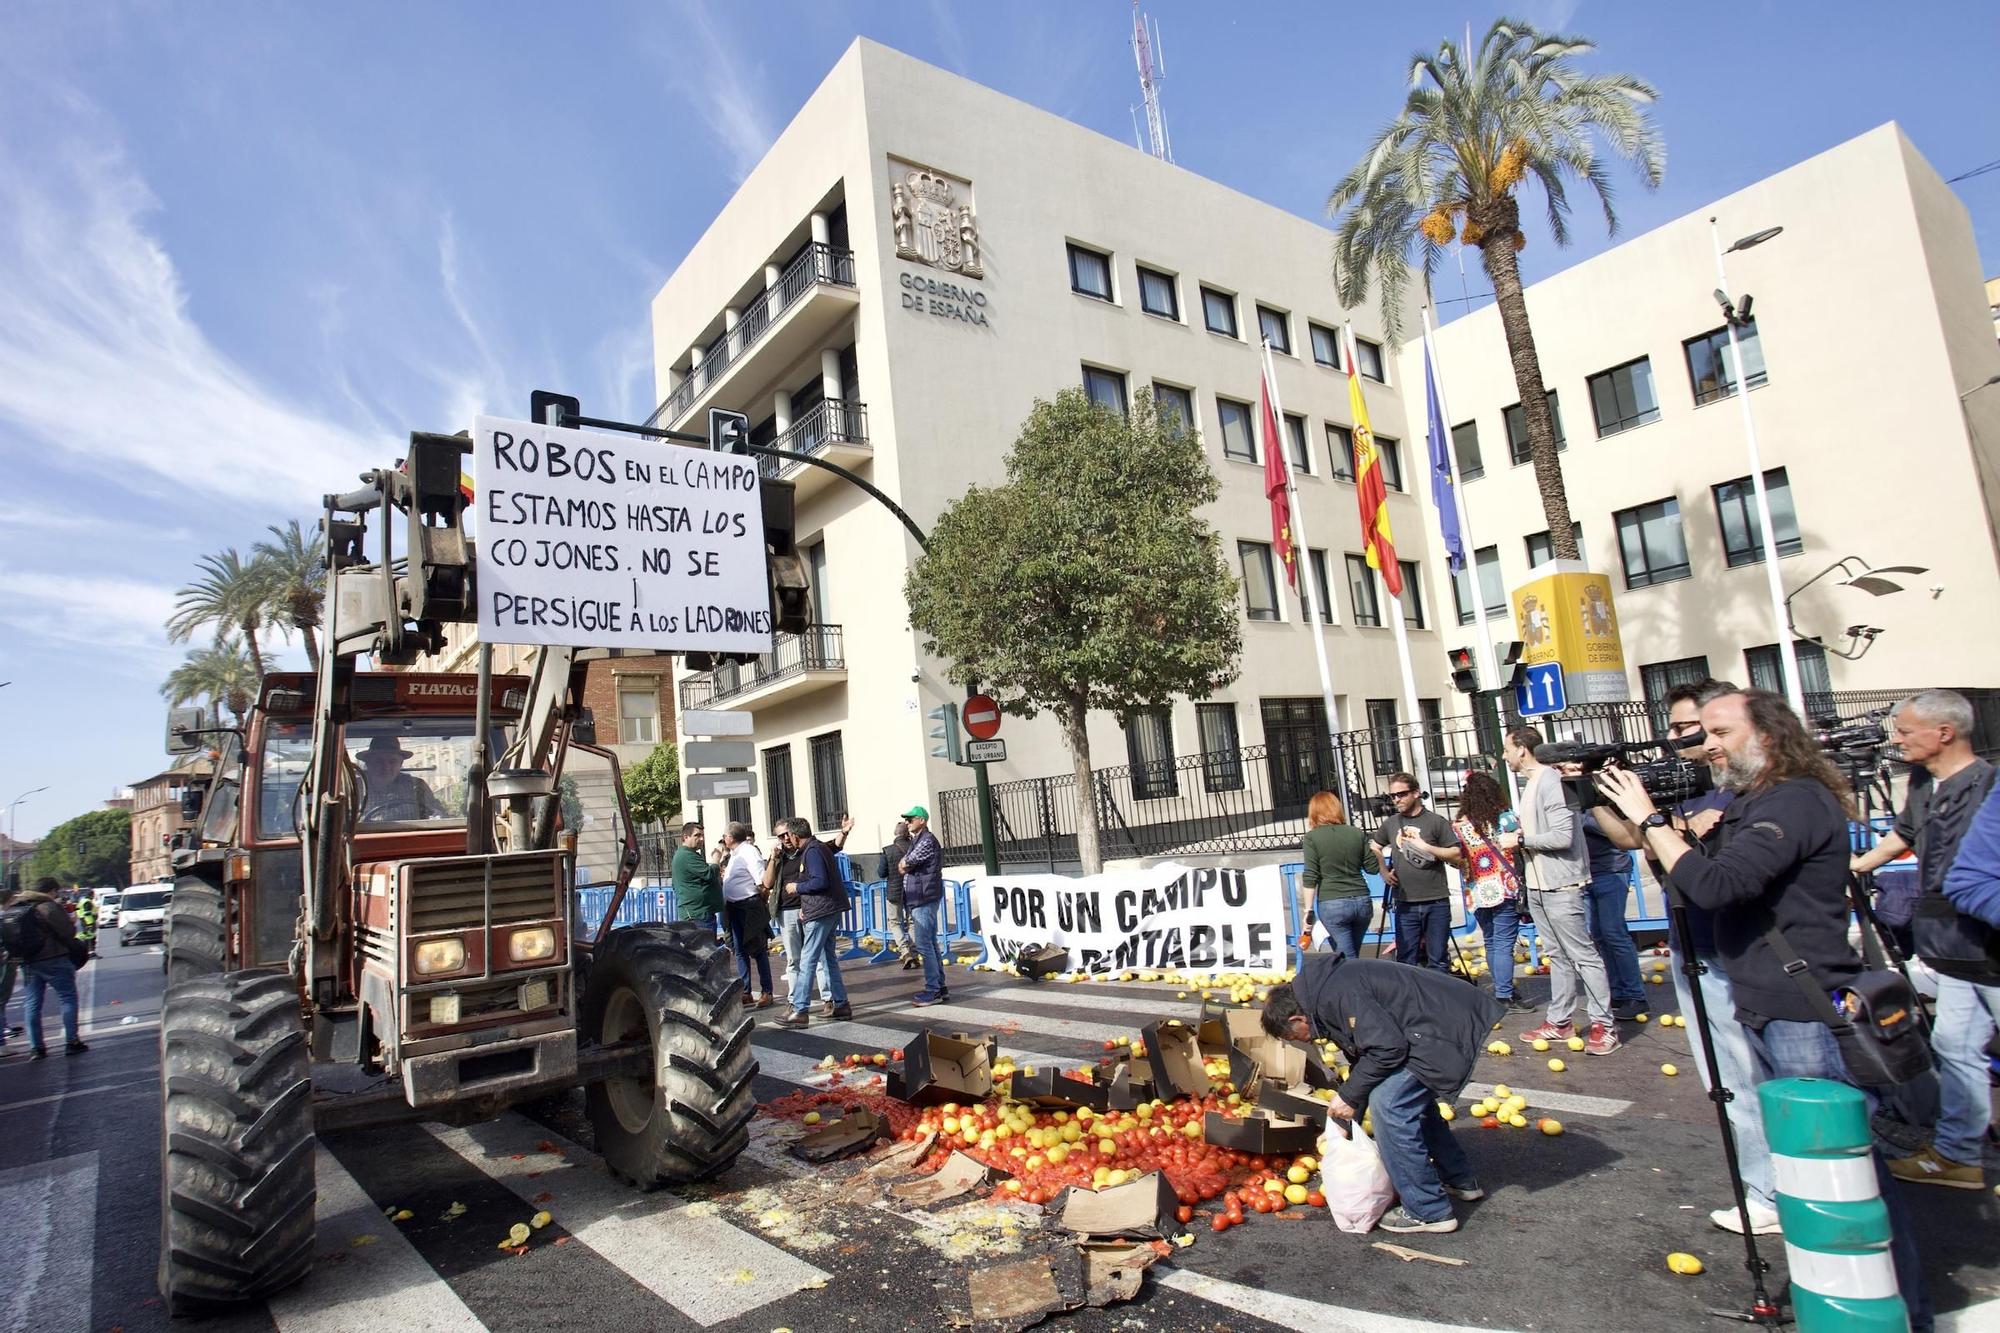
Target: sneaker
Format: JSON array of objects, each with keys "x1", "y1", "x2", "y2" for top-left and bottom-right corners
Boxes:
[
  {"x1": 1500, "y1": 996, "x2": 1536, "y2": 1015},
  {"x1": 1611, "y1": 998, "x2": 1648, "y2": 1020},
  {"x1": 829, "y1": 1004, "x2": 853, "y2": 1021},
  {"x1": 1443, "y1": 1181, "x2": 1486, "y2": 1202},
  {"x1": 1379, "y1": 1205, "x2": 1458, "y2": 1234},
  {"x1": 911, "y1": 992, "x2": 944, "y2": 1008},
  {"x1": 1887, "y1": 1145, "x2": 1985, "y2": 1190},
  {"x1": 65, "y1": 1040, "x2": 88, "y2": 1055},
  {"x1": 1520, "y1": 1020, "x2": 1575, "y2": 1044},
  {"x1": 1711, "y1": 1201, "x2": 1783, "y2": 1235},
  {"x1": 774, "y1": 1010, "x2": 811, "y2": 1029},
  {"x1": 28, "y1": 1048, "x2": 46, "y2": 1061},
  {"x1": 1585, "y1": 1022, "x2": 1621, "y2": 1056}
]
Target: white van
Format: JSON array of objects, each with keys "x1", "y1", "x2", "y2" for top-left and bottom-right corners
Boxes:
[
  {"x1": 118, "y1": 885, "x2": 174, "y2": 947},
  {"x1": 99, "y1": 888, "x2": 123, "y2": 926}
]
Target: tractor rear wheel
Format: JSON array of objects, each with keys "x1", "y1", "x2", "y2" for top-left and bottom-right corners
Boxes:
[
  {"x1": 158, "y1": 970, "x2": 316, "y2": 1314},
  {"x1": 582, "y1": 922, "x2": 757, "y2": 1186},
  {"x1": 166, "y1": 878, "x2": 227, "y2": 986}
]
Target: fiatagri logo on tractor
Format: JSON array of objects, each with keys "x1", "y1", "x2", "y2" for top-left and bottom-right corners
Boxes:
[{"x1": 406, "y1": 682, "x2": 476, "y2": 697}]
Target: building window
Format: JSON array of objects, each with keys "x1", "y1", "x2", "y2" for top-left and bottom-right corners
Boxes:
[
  {"x1": 1641, "y1": 656, "x2": 1713, "y2": 728},
  {"x1": 1744, "y1": 641, "x2": 1833, "y2": 700},
  {"x1": 1451, "y1": 546, "x2": 1505, "y2": 624},
  {"x1": 1283, "y1": 414, "x2": 1311, "y2": 474},
  {"x1": 1305, "y1": 548, "x2": 1335, "y2": 622},
  {"x1": 1354, "y1": 337, "x2": 1387, "y2": 382},
  {"x1": 1366, "y1": 699, "x2": 1401, "y2": 775},
  {"x1": 762, "y1": 744, "x2": 795, "y2": 822},
  {"x1": 1451, "y1": 421, "x2": 1483, "y2": 481},
  {"x1": 1082, "y1": 365, "x2": 1128, "y2": 416},
  {"x1": 1588, "y1": 357, "x2": 1660, "y2": 437},
  {"x1": 1125, "y1": 708, "x2": 1178, "y2": 800},
  {"x1": 1615, "y1": 497, "x2": 1691, "y2": 589},
  {"x1": 1137, "y1": 264, "x2": 1179, "y2": 319},
  {"x1": 1327, "y1": 424, "x2": 1356, "y2": 481},
  {"x1": 616, "y1": 679, "x2": 659, "y2": 745},
  {"x1": 1197, "y1": 703, "x2": 1244, "y2": 793},
  {"x1": 1713, "y1": 468, "x2": 1801, "y2": 567},
  {"x1": 1257, "y1": 305, "x2": 1292, "y2": 354},
  {"x1": 1152, "y1": 382, "x2": 1195, "y2": 437},
  {"x1": 1376, "y1": 436, "x2": 1404, "y2": 491},
  {"x1": 1068, "y1": 243, "x2": 1113, "y2": 301},
  {"x1": 726, "y1": 791, "x2": 751, "y2": 827},
  {"x1": 1418, "y1": 697, "x2": 1444, "y2": 746},
  {"x1": 1238, "y1": 541, "x2": 1280, "y2": 621},
  {"x1": 1525, "y1": 522, "x2": 1583, "y2": 569},
  {"x1": 1201, "y1": 286, "x2": 1238, "y2": 338},
  {"x1": 1685, "y1": 321, "x2": 1767, "y2": 406},
  {"x1": 1309, "y1": 322, "x2": 1341, "y2": 369},
  {"x1": 1346, "y1": 554, "x2": 1382, "y2": 628},
  {"x1": 804, "y1": 540, "x2": 830, "y2": 625},
  {"x1": 1398, "y1": 560, "x2": 1424, "y2": 628},
  {"x1": 808, "y1": 731, "x2": 847, "y2": 830},
  {"x1": 1503, "y1": 390, "x2": 1566, "y2": 465},
  {"x1": 1217, "y1": 396, "x2": 1256, "y2": 461}
]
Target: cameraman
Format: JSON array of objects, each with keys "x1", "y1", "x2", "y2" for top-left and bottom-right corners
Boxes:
[{"x1": 1598, "y1": 689, "x2": 1928, "y2": 1327}]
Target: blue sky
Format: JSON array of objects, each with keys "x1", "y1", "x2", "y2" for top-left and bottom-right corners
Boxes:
[{"x1": 1, "y1": 1, "x2": 1994, "y2": 842}]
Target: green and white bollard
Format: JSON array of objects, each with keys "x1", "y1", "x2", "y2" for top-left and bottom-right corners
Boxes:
[{"x1": 1760, "y1": 1077, "x2": 1909, "y2": 1332}]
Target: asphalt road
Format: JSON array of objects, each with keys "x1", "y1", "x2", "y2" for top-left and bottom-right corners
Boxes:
[{"x1": 2, "y1": 934, "x2": 1994, "y2": 1333}]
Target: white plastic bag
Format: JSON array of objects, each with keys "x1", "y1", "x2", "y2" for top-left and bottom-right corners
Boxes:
[{"x1": 1318, "y1": 1117, "x2": 1396, "y2": 1233}]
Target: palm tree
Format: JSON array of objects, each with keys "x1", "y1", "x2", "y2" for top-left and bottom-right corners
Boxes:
[
  {"x1": 1327, "y1": 17, "x2": 1663, "y2": 560},
  {"x1": 253, "y1": 520, "x2": 326, "y2": 667},
  {"x1": 166, "y1": 548, "x2": 276, "y2": 675},
  {"x1": 161, "y1": 636, "x2": 270, "y2": 727}
]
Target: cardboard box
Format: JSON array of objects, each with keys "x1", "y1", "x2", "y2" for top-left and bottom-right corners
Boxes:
[
  {"x1": 1202, "y1": 1109, "x2": 1321, "y2": 1155},
  {"x1": 1252, "y1": 1080, "x2": 1330, "y2": 1126},
  {"x1": 1140, "y1": 1021, "x2": 1212, "y2": 1101},
  {"x1": 1013, "y1": 944, "x2": 1069, "y2": 979},
  {"x1": 889, "y1": 1149, "x2": 997, "y2": 1205},
  {"x1": 1054, "y1": 1169, "x2": 1180, "y2": 1240},
  {"x1": 1008, "y1": 1066, "x2": 1110, "y2": 1112},
  {"x1": 1105, "y1": 1062, "x2": 1157, "y2": 1112},
  {"x1": 791, "y1": 1107, "x2": 888, "y2": 1162},
  {"x1": 899, "y1": 1029, "x2": 998, "y2": 1107}
]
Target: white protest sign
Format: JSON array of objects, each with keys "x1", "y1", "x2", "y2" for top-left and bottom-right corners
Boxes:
[
  {"x1": 971, "y1": 862, "x2": 1288, "y2": 978},
  {"x1": 473, "y1": 415, "x2": 771, "y2": 652}
]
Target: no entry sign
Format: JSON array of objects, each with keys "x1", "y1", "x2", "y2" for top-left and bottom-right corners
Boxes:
[{"x1": 963, "y1": 693, "x2": 1002, "y2": 740}]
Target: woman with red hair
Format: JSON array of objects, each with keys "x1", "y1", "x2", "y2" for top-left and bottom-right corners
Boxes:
[{"x1": 1298, "y1": 791, "x2": 1380, "y2": 961}]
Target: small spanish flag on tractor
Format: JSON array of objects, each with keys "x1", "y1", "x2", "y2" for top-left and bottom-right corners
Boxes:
[{"x1": 458, "y1": 472, "x2": 475, "y2": 503}]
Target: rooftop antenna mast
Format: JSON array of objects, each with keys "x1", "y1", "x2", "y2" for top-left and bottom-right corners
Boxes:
[{"x1": 1129, "y1": 1, "x2": 1173, "y2": 163}]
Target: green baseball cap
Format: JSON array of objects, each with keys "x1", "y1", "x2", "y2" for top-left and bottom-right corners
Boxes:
[{"x1": 902, "y1": 804, "x2": 929, "y2": 820}]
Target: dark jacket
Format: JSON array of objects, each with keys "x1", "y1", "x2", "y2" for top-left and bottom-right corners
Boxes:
[
  {"x1": 901, "y1": 828, "x2": 944, "y2": 908},
  {"x1": 1667, "y1": 777, "x2": 1861, "y2": 1025},
  {"x1": 7, "y1": 890, "x2": 76, "y2": 964},
  {"x1": 1290, "y1": 953, "x2": 1502, "y2": 1108},
  {"x1": 878, "y1": 835, "x2": 912, "y2": 903},
  {"x1": 670, "y1": 844, "x2": 723, "y2": 921},
  {"x1": 795, "y1": 837, "x2": 850, "y2": 924}
]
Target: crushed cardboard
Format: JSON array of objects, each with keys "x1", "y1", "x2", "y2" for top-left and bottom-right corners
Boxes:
[
  {"x1": 1202, "y1": 1108, "x2": 1321, "y2": 1154},
  {"x1": 791, "y1": 1108, "x2": 888, "y2": 1163},
  {"x1": 966, "y1": 1255, "x2": 1065, "y2": 1328},
  {"x1": 1140, "y1": 1021, "x2": 1212, "y2": 1101},
  {"x1": 961, "y1": 1241, "x2": 1159, "y2": 1331},
  {"x1": 865, "y1": 1130, "x2": 937, "y2": 1177},
  {"x1": 1079, "y1": 1241, "x2": 1161, "y2": 1305},
  {"x1": 1052, "y1": 1170, "x2": 1179, "y2": 1240},
  {"x1": 1006, "y1": 1066, "x2": 1111, "y2": 1112},
  {"x1": 1104, "y1": 1063, "x2": 1156, "y2": 1112},
  {"x1": 901, "y1": 1030, "x2": 999, "y2": 1107},
  {"x1": 890, "y1": 1150, "x2": 1000, "y2": 1206}
]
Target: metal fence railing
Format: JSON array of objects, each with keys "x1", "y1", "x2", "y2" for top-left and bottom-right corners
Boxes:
[
  {"x1": 936, "y1": 689, "x2": 1933, "y2": 871},
  {"x1": 677, "y1": 624, "x2": 846, "y2": 711}
]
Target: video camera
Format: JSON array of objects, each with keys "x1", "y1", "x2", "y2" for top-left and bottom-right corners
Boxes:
[
  {"x1": 1533, "y1": 736, "x2": 1712, "y2": 810},
  {"x1": 1813, "y1": 708, "x2": 1890, "y2": 758}
]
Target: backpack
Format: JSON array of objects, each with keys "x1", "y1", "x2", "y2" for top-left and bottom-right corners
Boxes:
[{"x1": 0, "y1": 902, "x2": 48, "y2": 961}]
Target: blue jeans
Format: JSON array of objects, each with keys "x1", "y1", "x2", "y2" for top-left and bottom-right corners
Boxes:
[
  {"x1": 790, "y1": 916, "x2": 849, "y2": 1014},
  {"x1": 1367, "y1": 1066, "x2": 1476, "y2": 1224},
  {"x1": 1931, "y1": 975, "x2": 2000, "y2": 1165},
  {"x1": 779, "y1": 909, "x2": 832, "y2": 1001},
  {"x1": 723, "y1": 899, "x2": 772, "y2": 997},
  {"x1": 1668, "y1": 947, "x2": 1775, "y2": 1208},
  {"x1": 1747, "y1": 1018, "x2": 1930, "y2": 1330},
  {"x1": 1474, "y1": 901, "x2": 1522, "y2": 1000},
  {"x1": 1317, "y1": 895, "x2": 1373, "y2": 961},
  {"x1": 22, "y1": 957, "x2": 79, "y2": 1050},
  {"x1": 1582, "y1": 869, "x2": 1646, "y2": 1004},
  {"x1": 909, "y1": 901, "x2": 946, "y2": 998},
  {"x1": 1394, "y1": 899, "x2": 1451, "y2": 972}
]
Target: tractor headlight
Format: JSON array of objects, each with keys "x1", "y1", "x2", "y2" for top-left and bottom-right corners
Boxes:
[
  {"x1": 414, "y1": 938, "x2": 467, "y2": 975},
  {"x1": 507, "y1": 927, "x2": 557, "y2": 963}
]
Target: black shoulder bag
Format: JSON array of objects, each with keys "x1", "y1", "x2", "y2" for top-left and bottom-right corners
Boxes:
[{"x1": 1762, "y1": 876, "x2": 1932, "y2": 1088}]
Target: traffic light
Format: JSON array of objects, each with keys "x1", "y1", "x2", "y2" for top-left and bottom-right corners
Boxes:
[
  {"x1": 708, "y1": 407, "x2": 751, "y2": 455},
  {"x1": 1497, "y1": 639, "x2": 1528, "y2": 692},
  {"x1": 1448, "y1": 646, "x2": 1479, "y2": 694},
  {"x1": 927, "y1": 703, "x2": 962, "y2": 763},
  {"x1": 759, "y1": 477, "x2": 811, "y2": 635}
]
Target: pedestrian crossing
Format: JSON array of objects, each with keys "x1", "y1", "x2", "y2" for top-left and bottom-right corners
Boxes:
[{"x1": 0, "y1": 1151, "x2": 97, "y2": 1333}]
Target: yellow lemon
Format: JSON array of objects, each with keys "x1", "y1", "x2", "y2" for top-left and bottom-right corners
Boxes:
[
  {"x1": 802, "y1": 1111, "x2": 822, "y2": 1126},
  {"x1": 1661, "y1": 1064, "x2": 1679, "y2": 1077},
  {"x1": 1666, "y1": 1252, "x2": 1704, "y2": 1276},
  {"x1": 1287, "y1": 1165, "x2": 1310, "y2": 1184},
  {"x1": 1284, "y1": 1183, "x2": 1310, "y2": 1205},
  {"x1": 1493, "y1": 1085, "x2": 1513, "y2": 1098},
  {"x1": 1531, "y1": 1039, "x2": 1551, "y2": 1052},
  {"x1": 1548, "y1": 1058, "x2": 1566, "y2": 1073},
  {"x1": 1566, "y1": 1036, "x2": 1586, "y2": 1052},
  {"x1": 1538, "y1": 1117, "x2": 1563, "y2": 1135}
]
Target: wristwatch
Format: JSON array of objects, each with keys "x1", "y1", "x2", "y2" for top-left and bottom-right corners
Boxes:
[{"x1": 1640, "y1": 813, "x2": 1672, "y2": 832}]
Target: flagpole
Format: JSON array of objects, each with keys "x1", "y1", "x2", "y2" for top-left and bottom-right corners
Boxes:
[
  {"x1": 1343, "y1": 322, "x2": 1433, "y2": 801},
  {"x1": 1260, "y1": 337, "x2": 1352, "y2": 815}
]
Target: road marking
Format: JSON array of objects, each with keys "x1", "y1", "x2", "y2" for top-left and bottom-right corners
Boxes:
[
  {"x1": 905, "y1": 982, "x2": 1202, "y2": 1020},
  {"x1": 1459, "y1": 1082, "x2": 1631, "y2": 1118},
  {"x1": 429, "y1": 1115, "x2": 829, "y2": 1327},
  {"x1": 1941, "y1": 1298, "x2": 2000, "y2": 1331},
  {"x1": 1161, "y1": 1269, "x2": 1509, "y2": 1333},
  {"x1": 852, "y1": 999, "x2": 1138, "y2": 1047},
  {"x1": 0, "y1": 1151, "x2": 98, "y2": 1333},
  {"x1": 0, "y1": 1077, "x2": 155, "y2": 1114},
  {"x1": 267, "y1": 1147, "x2": 484, "y2": 1333},
  {"x1": 767, "y1": 1016, "x2": 1082, "y2": 1070}
]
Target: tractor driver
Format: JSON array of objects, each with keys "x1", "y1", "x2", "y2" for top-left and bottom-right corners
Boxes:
[{"x1": 357, "y1": 734, "x2": 447, "y2": 822}]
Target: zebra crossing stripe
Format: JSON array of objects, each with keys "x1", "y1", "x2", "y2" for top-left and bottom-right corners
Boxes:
[
  {"x1": 860, "y1": 999, "x2": 1144, "y2": 1047},
  {"x1": 267, "y1": 1147, "x2": 483, "y2": 1333},
  {"x1": 1158, "y1": 1269, "x2": 1510, "y2": 1332},
  {"x1": 775, "y1": 1016, "x2": 1082, "y2": 1070},
  {"x1": 0, "y1": 1151, "x2": 96, "y2": 1333},
  {"x1": 1460, "y1": 1082, "x2": 1632, "y2": 1118},
  {"x1": 427, "y1": 1115, "x2": 830, "y2": 1327}
]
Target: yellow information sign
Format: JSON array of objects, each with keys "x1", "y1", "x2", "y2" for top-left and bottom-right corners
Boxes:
[{"x1": 1510, "y1": 567, "x2": 1629, "y2": 704}]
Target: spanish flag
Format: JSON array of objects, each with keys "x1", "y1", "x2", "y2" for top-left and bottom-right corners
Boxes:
[
  {"x1": 1346, "y1": 338, "x2": 1402, "y2": 598},
  {"x1": 458, "y1": 472, "x2": 475, "y2": 503}
]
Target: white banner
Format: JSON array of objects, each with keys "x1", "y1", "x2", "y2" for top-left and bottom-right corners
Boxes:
[
  {"x1": 971, "y1": 862, "x2": 1288, "y2": 977},
  {"x1": 472, "y1": 415, "x2": 771, "y2": 653}
]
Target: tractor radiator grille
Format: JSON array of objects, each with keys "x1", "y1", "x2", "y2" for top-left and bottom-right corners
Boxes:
[{"x1": 405, "y1": 853, "x2": 561, "y2": 935}]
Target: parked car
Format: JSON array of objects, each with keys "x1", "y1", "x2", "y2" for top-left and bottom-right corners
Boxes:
[
  {"x1": 99, "y1": 889, "x2": 123, "y2": 926},
  {"x1": 1429, "y1": 754, "x2": 1497, "y2": 802},
  {"x1": 117, "y1": 885, "x2": 174, "y2": 947}
]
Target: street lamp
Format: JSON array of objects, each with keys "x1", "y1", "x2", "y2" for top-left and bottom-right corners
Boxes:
[
  {"x1": 3, "y1": 786, "x2": 49, "y2": 888},
  {"x1": 1710, "y1": 219, "x2": 1803, "y2": 714},
  {"x1": 1783, "y1": 556, "x2": 1930, "y2": 660}
]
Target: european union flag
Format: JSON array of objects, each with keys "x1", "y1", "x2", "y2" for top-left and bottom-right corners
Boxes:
[{"x1": 1425, "y1": 344, "x2": 1464, "y2": 574}]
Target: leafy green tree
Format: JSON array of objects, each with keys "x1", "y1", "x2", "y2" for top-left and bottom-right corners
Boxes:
[
  {"x1": 1327, "y1": 17, "x2": 1663, "y2": 560},
  {"x1": 167, "y1": 548, "x2": 276, "y2": 675},
  {"x1": 253, "y1": 519, "x2": 326, "y2": 667},
  {"x1": 906, "y1": 388, "x2": 1241, "y2": 873},
  {"x1": 624, "y1": 743, "x2": 682, "y2": 830},
  {"x1": 26, "y1": 808, "x2": 132, "y2": 888},
  {"x1": 161, "y1": 635, "x2": 270, "y2": 726}
]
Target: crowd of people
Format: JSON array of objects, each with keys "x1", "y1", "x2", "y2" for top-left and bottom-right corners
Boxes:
[
  {"x1": 1273, "y1": 683, "x2": 2000, "y2": 1329},
  {"x1": 0, "y1": 877, "x2": 94, "y2": 1059}
]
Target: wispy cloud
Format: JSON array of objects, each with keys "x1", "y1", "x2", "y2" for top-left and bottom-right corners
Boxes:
[
  {"x1": 0, "y1": 500, "x2": 192, "y2": 543},
  {"x1": 0, "y1": 564, "x2": 179, "y2": 672},
  {"x1": 926, "y1": 0, "x2": 972, "y2": 75},
  {"x1": 655, "y1": 1, "x2": 777, "y2": 181}
]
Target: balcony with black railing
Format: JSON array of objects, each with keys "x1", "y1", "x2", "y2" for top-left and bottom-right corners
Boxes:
[
  {"x1": 649, "y1": 242, "x2": 858, "y2": 431},
  {"x1": 759, "y1": 399, "x2": 870, "y2": 496},
  {"x1": 677, "y1": 624, "x2": 846, "y2": 713}
]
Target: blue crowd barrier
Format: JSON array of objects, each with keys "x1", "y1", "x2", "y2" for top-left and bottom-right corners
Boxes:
[{"x1": 1280, "y1": 860, "x2": 1398, "y2": 969}]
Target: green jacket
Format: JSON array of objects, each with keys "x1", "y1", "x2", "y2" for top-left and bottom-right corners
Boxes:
[
  {"x1": 671, "y1": 845, "x2": 723, "y2": 920},
  {"x1": 1302, "y1": 824, "x2": 1380, "y2": 899}
]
